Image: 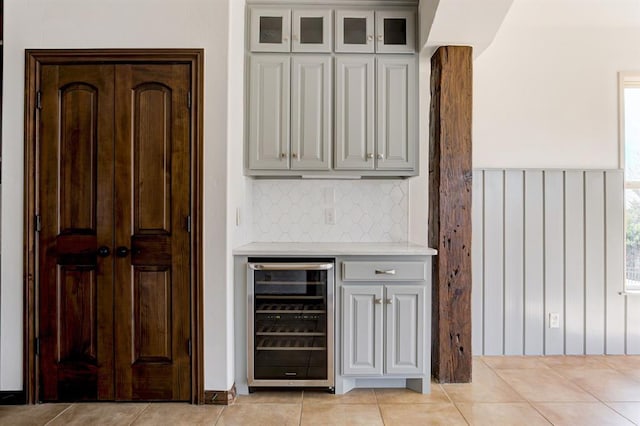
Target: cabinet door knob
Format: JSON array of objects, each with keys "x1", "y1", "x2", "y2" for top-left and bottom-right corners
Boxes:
[
  {"x1": 377, "y1": 153, "x2": 384, "y2": 160},
  {"x1": 386, "y1": 298, "x2": 393, "y2": 305},
  {"x1": 367, "y1": 153, "x2": 374, "y2": 160},
  {"x1": 281, "y1": 153, "x2": 287, "y2": 159},
  {"x1": 367, "y1": 35, "x2": 373, "y2": 41},
  {"x1": 377, "y1": 35, "x2": 383, "y2": 41},
  {"x1": 283, "y1": 36, "x2": 289, "y2": 41},
  {"x1": 374, "y1": 298, "x2": 383, "y2": 305},
  {"x1": 292, "y1": 153, "x2": 297, "y2": 159},
  {"x1": 292, "y1": 34, "x2": 298, "y2": 41}
]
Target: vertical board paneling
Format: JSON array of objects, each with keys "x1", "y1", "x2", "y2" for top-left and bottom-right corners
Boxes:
[
  {"x1": 584, "y1": 171, "x2": 606, "y2": 354},
  {"x1": 544, "y1": 171, "x2": 565, "y2": 354},
  {"x1": 504, "y1": 170, "x2": 524, "y2": 355},
  {"x1": 524, "y1": 171, "x2": 544, "y2": 355},
  {"x1": 472, "y1": 170, "x2": 484, "y2": 356},
  {"x1": 474, "y1": 168, "x2": 628, "y2": 356},
  {"x1": 564, "y1": 171, "x2": 585, "y2": 354},
  {"x1": 483, "y1": 170, "x2": 504, "y2": 355},
  {"x1": 628, "y1": 297, "x2": 640, "y2": 354},
  {"x1": 605, "y1": 170, "x2": 626, "y2": 354}
]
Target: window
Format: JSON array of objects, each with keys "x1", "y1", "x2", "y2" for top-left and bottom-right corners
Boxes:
[{"x1": 622, "y1": 73, "x2": 640, "y2": 291}]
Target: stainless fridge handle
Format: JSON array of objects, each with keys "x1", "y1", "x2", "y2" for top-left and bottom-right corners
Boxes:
[{"x1": 249, "y1": 263, "x2": 334, "y2": 271}]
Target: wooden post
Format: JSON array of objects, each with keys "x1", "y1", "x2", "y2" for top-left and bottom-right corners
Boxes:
[{"x1": 429, "y1": 46, "x2": 473, "y2": 383}]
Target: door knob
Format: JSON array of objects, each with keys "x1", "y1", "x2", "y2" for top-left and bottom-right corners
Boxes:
[
  {"x1": 97, "y1": 246, "x2": 111, "y2": 257},
  {"x1": 116, "y1": 246, "x2": 130, "y2": 258}
]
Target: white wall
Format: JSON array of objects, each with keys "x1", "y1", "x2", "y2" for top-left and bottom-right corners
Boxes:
[
  {"x1": 1, "y1": 0, "x2": 233, "y2": 391},
  {"x1": 225, "y1": 0, "x2": 251, "y2": 390},
  {"x1": 474, "y1": 0, "x2": 640, "y2": 169}
]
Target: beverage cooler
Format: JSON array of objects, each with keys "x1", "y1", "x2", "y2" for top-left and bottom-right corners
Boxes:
[{"x1": 247, "y1": 259, "x2": 334, "y2": 392}]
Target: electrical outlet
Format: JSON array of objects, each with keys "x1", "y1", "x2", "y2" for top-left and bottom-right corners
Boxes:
[
  {"x1": 324, "y1": 207, "x2": 336, "y2": 225},
  {"x1": 549, "y1": 312, "x2": 560, "y2": 329}
]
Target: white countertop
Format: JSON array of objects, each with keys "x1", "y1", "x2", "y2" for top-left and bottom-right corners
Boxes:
[{"x1": 233, "y1": 242, "x2": 437, "y2": 256}]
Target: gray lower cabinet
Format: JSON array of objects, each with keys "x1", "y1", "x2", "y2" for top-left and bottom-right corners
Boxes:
[
  {"x1": 337, "y1": 258, "x2": 430, "y2": 394},
  {"x1": 342, "y1": 284, "x2": 424, "y2": 376}
]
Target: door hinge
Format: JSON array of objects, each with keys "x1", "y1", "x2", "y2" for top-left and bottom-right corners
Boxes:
[
  {"x1": 35, "y1": 215, "x2": 41, "y2": 232},
  {"x1": 188, "y1": 339, "x2": 192, "y2": 357},
  {"x1": 186, "y1": 215, "x2": 191, "y2": 233},
  {"x1": 36, "y1": 91, "x2": 42, "y2": 110},
  {"x1": 187, "y1": 92, "x2": 192, "y2": 109},
  {"x1": 35, "y1": 337, "x2": 40, "y2": 356}
]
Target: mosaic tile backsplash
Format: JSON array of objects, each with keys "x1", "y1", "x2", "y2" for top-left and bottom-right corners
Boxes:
[{"x1": 252, "y1": 180, "x2": 408, "y2": 242}]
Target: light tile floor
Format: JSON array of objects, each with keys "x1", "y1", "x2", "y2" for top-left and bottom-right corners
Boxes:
[{"x1": 3, "y1": 356, "x2": 640, "y2": 425}]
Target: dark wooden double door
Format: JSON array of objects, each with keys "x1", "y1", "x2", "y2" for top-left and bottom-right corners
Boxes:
[{"x1": 37, "y1": 63, "x2": 191, "y2": 401}]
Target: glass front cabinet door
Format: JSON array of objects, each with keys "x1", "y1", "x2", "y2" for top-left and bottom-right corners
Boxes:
[
  {"x1": 335, "y1": 10, "x2": 415, "y2": 53},
  {"x1": 335, "y1": 10, "x2": 375, "y2": 53},
  {"x1": 292, "y1": 10, "x2": 332, "y2": 53},
  {"x1": 250, "y1": 8, "x2": 291, "y2": 52},
  {"x1": 375, "y1": 10, "x2": 415, "y2": 53}
]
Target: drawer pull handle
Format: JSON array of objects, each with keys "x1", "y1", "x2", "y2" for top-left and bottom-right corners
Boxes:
[
  {"x1": 375, "y1": 269, "x2": 396, "y2": 275},
  {"x1": 285, "y1": 372, "x2": 297, "y2": 376}
]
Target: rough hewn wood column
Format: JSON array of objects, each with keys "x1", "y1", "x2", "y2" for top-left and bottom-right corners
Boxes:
[{"x1": 429, "y1": 46, "x2": 472, "y2": 383}]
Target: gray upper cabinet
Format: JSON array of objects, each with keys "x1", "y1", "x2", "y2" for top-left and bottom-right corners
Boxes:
[
  {"x1": 375, "y1": 10, "x2": 416, "y2": 54},
  {"x1": 246, "y1": 3, "x2": 418, "y2": 177},
  {"x1": 248, "y1": 55, "x2": 290, "y2": 169},
  {"x1": 250, "y1": 8, "x2": 291, "y2": 52},
  {"x1": 291, "y1": 55, "x2": 332, "y2": 170},
  {"x1": 335, "y1": 56, "x2": 375, "y2": 170},
  {"x1": 336, "y1": 9, "x2": 415, "y2": 54},
  {"x1": 335, "y1": 10, "x2": 375, "y2": 53},
  {"x1": 292, "y1": 9, "x2": 332, "y2": 53},
  {"x1": 251, "y1": 8, "x2": 332, "y2": 53},
  {"x1": 376, "y1": 56, "x2": 417, "y2": 170}
]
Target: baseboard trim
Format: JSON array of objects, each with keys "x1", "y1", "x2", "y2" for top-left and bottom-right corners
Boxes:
[
  {"x1": 204, "y1": 383, "x2": 236, "y2": 405},
  {"x1": 0, "y1": 391, "x2": 27, "y2": 405}
]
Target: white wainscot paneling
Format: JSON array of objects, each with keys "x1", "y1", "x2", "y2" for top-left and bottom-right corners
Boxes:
[{"x1": 472, "y1": 169, "x2": 638, "y2": 355}]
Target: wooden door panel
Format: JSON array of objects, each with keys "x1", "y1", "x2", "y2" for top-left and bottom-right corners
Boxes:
[
  {"x1": 134, "y1": 268, "x2": 172, "y2": 362},
  {"x1": 134, "y1": 83, "x2": 172, "y2": 234},
  {"x1": 39, "y1": 64, "x2": 115, "y2": 401},
  {"x1": 58, "y1": 267, "x2": 98, "y2": 362},
  {"x1": 114, "y1": 64, "x2": 191, "y2": 401},
  {"x1": 59, "y1": 84, "x2": 98, "y2": 232}
]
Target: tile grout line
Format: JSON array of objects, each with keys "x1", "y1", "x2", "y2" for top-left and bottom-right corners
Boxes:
[
  {"x1": 601, "y1": 400, "x2": 640, "y2": 425},
  {"x1": 127, "y1": 403, "x2": 151, "y2": 426},
  {"x1": 440, "y1": 384, "x2": 471, "y2": 426},
  {"x1": 43, "y1": 403, "x2": 76, "y2": 426}
]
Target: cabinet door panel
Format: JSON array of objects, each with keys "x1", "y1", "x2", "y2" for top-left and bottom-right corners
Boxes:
[
  {"x1": 376, "y1": 56, "x2": 416, "y2": 170},
  {"x1": 342, "y1": 285, "x2": 383, "y2": 376},
  {"x1": 375, "y1": 11, "x2": 416, "y2": 53},
  {"x1": 335, "y1": 10, "x2": 374, "y2": 53},
  {"x1": 291, "y1": 56, "x2": 331, "y2": 170},
  {"x1": 385, "y1": 286, "x2": 424, "y2": 375},
  {"x1": 335, "y1": 56, "x2": 374, "y2": 170},
  {"x1": 249, "y1": 55, "x2": 290, "y2": 170},
  {"x1": 292, "y1": 9, "x2": 332, "y2": 53},
  {"x1": 250, "y1": 8, "x2": 291, "y2": 52}
]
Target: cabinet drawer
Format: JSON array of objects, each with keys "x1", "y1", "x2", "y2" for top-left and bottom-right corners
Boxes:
[{"x1": 342, "y1": 261, "x2": 425, "y2": 281}]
